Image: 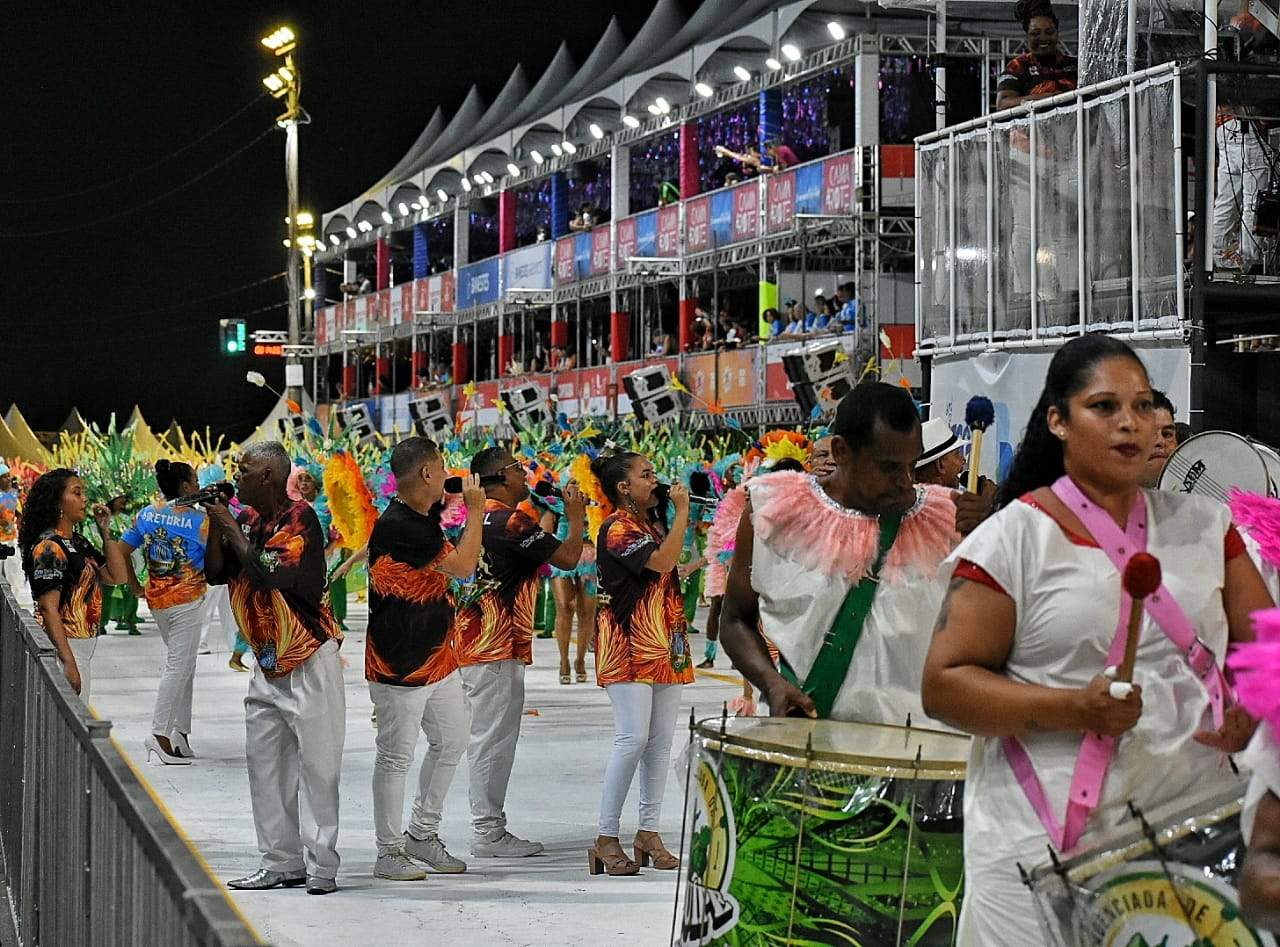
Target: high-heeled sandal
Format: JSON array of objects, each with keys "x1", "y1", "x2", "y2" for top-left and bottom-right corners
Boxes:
[
  {"x1": 575, "y1": 661, "x2": 587, "y2": 684},
  {"x1": 587, "y1": 841, "x2": 639, "y2": 876},
  {"x1": 633, "y1": 832, "x2": 679, "y2": 870},
  {"x1": 559, "y1": 666, "x2": 571, "y2": 685}
]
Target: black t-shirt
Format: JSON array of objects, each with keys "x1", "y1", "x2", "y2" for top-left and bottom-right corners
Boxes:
[
  {"x1": 29, "y1": 530, "x2": 105, "y2": 639},
  {"x1": 366, "y1": 498, "x2": 457, "y2": 686}
]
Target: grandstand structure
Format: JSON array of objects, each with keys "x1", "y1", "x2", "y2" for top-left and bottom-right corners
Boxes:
[{"x1": 312, "y1": 0, "x2": 1068, "y2": 433}]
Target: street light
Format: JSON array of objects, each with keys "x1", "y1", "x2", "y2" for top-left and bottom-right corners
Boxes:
[{"x1": 258, "y1": 23, "x2": 309, "y2": 403}]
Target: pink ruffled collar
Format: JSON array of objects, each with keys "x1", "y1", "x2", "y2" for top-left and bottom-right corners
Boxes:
[{"x1": 751, "y1": 473, "x2": 959, "y2": 584}]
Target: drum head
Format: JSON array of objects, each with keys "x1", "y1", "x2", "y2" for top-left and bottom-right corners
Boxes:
[
  {"x1": 695, "y1": 716, "x2": 969, "y2": 779},
  {"x1": 1156, "y1": 431, "x2": 1270, "y2": 502},
  {"x1": 1251, "y1": 439, "x2": 1280, "y2": 498}
]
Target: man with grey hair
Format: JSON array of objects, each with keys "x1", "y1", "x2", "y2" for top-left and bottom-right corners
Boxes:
[{"x1": 205, "y1": 441, "x2": 346, "y2": 895}]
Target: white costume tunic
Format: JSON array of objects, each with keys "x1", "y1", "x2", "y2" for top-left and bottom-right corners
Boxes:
[
  {"x1": 1243, "y1": 723, "x2": 1280, "y2": 844},
  {"x1": 949, "y1": 489, "x2": 1245, "y2": 946},
  {"x1": 748, "y1": 473, "x2": 959, "y2": 726}
]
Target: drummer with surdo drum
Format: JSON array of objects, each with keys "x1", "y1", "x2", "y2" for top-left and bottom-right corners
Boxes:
[
  {"x1": 922, "y1": 335, "x2": 1272, "y2": 944},
  {"x1": 721, "y1": 381, "x2": 962, "y2": 724}
]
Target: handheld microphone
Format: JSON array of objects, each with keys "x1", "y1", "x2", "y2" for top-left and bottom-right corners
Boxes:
[
  {"x1": 653, "y1": 482, "x2": 718, "y2": 506},
  {"x1": 173, "y1": 482, "x2": 235, "y2": 509},
  {"x1": 443, "y1": 476, "x2": 463, "y2": 494},
  {"x1": 533, "y1": 481, "x2": 563, "y2": 500}
]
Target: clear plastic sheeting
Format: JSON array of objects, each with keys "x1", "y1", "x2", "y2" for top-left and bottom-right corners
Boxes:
[
  {"x1": 915, "y1": 64, "x2": 1183, "y2": 354},
  {"x1": 1078, "y1": 0, "x2": 1128, "y2": 86}
]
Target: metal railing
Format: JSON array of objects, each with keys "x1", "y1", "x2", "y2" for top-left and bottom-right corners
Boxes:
[
  {"x1": 915, "y1": 61, "x2": 1187, "y2": 356},
  {"x1": 0, "y1": 580, "x2": 260, "y2": 946}
]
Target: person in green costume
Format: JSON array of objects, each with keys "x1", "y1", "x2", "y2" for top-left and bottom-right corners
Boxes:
[{"x1": 98, "y1": 494, "x2": 143, "y2": 635}]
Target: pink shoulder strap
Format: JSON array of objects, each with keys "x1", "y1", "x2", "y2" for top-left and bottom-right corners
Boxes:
[{"x1": 1000, "y1": 477, "x2": 1231, "y2": 852}]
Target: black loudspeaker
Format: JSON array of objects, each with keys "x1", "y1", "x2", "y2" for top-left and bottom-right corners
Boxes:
[
  {"x1": 635, "y1": 391, "x2": 681, "y2": 425},
  {"x1": 622, "y1": 364, "x2": 671, "y2": 402},
  {"x1": 277, "y1": 414, "x2": 307, "y2": 442},
  {"x1": 341, "y1": 403, "x2": 377, "y2": 444},
  {"x1": 408, "y1": 395, "x2": 453, "y2": 438},
  {"x1": 502, "y1": 382, "x2": 552, "y2": 428},
  {"x1": 779, "y1": 339, "x2": 854, "y2": 419}
]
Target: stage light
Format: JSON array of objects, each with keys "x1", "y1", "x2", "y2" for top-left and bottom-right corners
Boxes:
[
  {"x1": 262, "y1": 73, "x2": 285, "y2": 93},
  {"x1": 589, "y1": 123, "x2": 604, "y2": 139},
  {"x1": 646, "y1": 103, "x2": 661, "y2": 116},
  {"x1": 397, "y1": 202, "x2": 409, "y2": 217},
  {"x1": 827, "y1": 21, "x2": 846, "y2": 40},
  {"x1": 562, "y1": 139, "x2": 577, "y2": 154},
  {"x1": 551, "y1": 143, "x2": 563, "y2": 156},
  {"x1": 261, "y1": 26, "x2": 296, "y2": 55},
  {"x1": 358, "y1": 220, "x2": 373, "y2": 232},
  {"x1": 733, "y1": 65, "x2": 751, "y2": 82},
  {"x1": 436, "y1": 188, "x2": 449, "y2": 202},
  {"x1": 329, "y1": 234, "x2": 341, "y2": 246},
  {"x1": 282, "y1": 238, "x2": 292, "y2": 248},
  {"x1": 460, "y1": 177, "x2": 472, "y2": 192},
  {"x1": 346, "y1": 226, "x2": 358, "y2": 239},
  {"x1": 482, "y1": 171, "x2": 495, "y2": 183},
  {"x1": 782, "y1": 43, "x2": 801, "y2": 61},
  {"x1": 472, "y1": 173, "x2": 485, "y2": 185},
  {"x1": 277, "y1": 65, "x2": 294, "y2": 83},
  {"x1": 765, "y1": 57, "x2": 782, "y2": 71},
  {"x1": 507, "y1": 162, "x2": 521, "y2": 176},
  {"x1": 695, "y1": 82, "x2": 713, "y2": 97},
  {"x1": 303, "y1": 287, "x2": 316, "y2": 300},
  {"x1": 530, "y1": 149, "x2": 545, "y2": 164},
  {"x1": 655, "y1": 96, "x2": 671, "y2": 114},
  {"x1": 295, "y1": 211, "x2": 314, "y2": 228},
  {"x1": 622, "y1": 114, "x2": 640, "y2": 128},
  {"x1": 377, "y1": 210, "x2": 391, "y2": 224}
]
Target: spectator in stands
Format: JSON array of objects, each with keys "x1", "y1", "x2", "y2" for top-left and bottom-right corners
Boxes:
[
  {"x1": 723, "y1": 172, "x2": 741, "y2": 188},
  {"x1": 713, "y1": 144, "x2": 764, "y2": 177},
  {"x1": 764, "y1": 139, "x2": 800, "y2": 172},
  {"x1": 658, "y1": 182, "x2": 680, "y2": 207},
  {"x1": 837, "y1": 282, "x2": 861, "y2": 333},
  {"x1": 689, "y1": 314, "x2": 714, "y2": 352},
  {"x1": 782, "y1": 300, "x2": 805, "y2": 336},
  {"x1": 651, "y1": 327, "x2": 677, "y2": 357},
  {"x1": 340, "y1": 273, "x2": 373, "y2": 296},
  {"x1": 536, "y1": 226, "x2": 549, "y2": 243},
  {"x1": 806, "y1": 290, "x2": 833, "y2": 332},
  {"x1": 763, "y1": 307, "x2": 785, "y2": 338},
  {"x1": 717, "y1": 308, "x2": 748, "y2": 349},
  {"x1": 432, "y1": 361, "x2": 451, "y2": 387},
  {"x1": 569, "y1": 203, "x2": 598, "y2": 232},
  {"x1": 995, "y1": 0, "x2": 1077, "y2": 111}
]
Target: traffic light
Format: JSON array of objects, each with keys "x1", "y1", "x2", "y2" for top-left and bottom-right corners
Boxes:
[{"x1": 219, "y1": 318, "x2": 247, "y2": 355}]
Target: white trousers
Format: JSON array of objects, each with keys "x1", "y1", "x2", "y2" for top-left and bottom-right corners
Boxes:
[
  {"x1": 459, "y1": 659, "x2": 525, "y2": 840},
  {"x1": 244, "y1": 638, "x2": 345, "y2": 880},
  {"x1": 1214, "y1": 119, "x2": 1268, "y2": 267},
  {"x1": 369, "y1": 673, "x2": 469, "y2": 854},
  {"x1": 199, "y1": 585, "x2": 237, "y2": 654},
  {"x1": 2, "y1": 553, "x2": 29, "y2": 610},
  {"x1": 151, "y1": 597, "x2": 205, "y2": 737},
  {"x1": 597, "y1": 682, "x2": 683, "y2": 837},
  {"x1": 66, "y1": 636, "x2": 98, "y2": 706}
]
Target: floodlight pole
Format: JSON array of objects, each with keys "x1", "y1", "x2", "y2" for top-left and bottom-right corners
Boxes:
[{"x1": 284, "y1": 117, "x2": 302, "y2": 404}]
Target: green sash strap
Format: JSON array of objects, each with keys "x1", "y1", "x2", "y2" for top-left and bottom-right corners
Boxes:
[{"x1": 779, "y1": 511, "x2": 902, "y2": 719}]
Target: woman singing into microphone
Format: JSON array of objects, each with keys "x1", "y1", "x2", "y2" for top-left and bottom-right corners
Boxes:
[
  {"x1": 922, "y1": 335, "x2": 1273, "y2": 944},
  {"x1": 588, "y1": 452, "x2": 693, "y2": 877}
]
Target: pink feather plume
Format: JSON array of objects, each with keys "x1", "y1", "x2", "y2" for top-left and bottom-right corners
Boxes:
[
  {"x1": 1230, "y1": 489, "x2": 1280, "y2": 569},
  {"x1": 704, "y1": 485, "x2": 747, "y2": 597},
  {"x1": 1228, "y1": 608, "x2": 1280, "y2": 734}
]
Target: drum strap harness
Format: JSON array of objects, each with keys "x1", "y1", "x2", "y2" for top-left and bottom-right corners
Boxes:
[
  {"x1": 1001, "y1": 476, "x2": 1231, "y2": 852},
  {"x1": 778, "y1": 511, "x2": 902, "y2": 719}
]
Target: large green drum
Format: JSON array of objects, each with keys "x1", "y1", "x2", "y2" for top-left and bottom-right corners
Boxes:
[{"x1": 678, "y1": 717, "x2": 968, "y2": 946}]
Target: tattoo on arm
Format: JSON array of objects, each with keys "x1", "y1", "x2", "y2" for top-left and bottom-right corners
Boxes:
[{"x1": 931, "y1": 577, "x2": 966, "y2": 636}]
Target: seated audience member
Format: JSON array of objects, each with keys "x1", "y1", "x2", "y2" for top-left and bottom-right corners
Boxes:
[
  {"x1": 806, "y1": 291, "x2": 832, "y2": 332},
  {"x1": 651, "y1": 327, "x2": 676, "y2": 357},
  {"x1": 763, "y1": 307, "x2": 784, "y2": 338},
  {"x1": 714, "y1": 144, "x2": 764, "y2": 176},
  {"x1": 723, "y1": 172, "x2": 741, "y2": 187},
  {"x1": 764, "y1": 139, "x2": 800, "y2": 172},
  {"x1": 658, "y1": 182, "x2": 680, "y2": 207}
]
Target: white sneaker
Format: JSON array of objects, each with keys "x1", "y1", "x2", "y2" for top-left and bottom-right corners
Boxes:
[
  {"x1": 405, "y1": 833, "x2": 467, "y2": 873},
  {"x1": 471, "y1": 831, "x2": 544, "y2": 858},
  {"x1": 374, "y1": 852, "x2": 426, "y2": 881}
]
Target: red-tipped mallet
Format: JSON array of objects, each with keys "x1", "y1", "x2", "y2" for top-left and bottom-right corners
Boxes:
[{"x1": 1117, "y1": 552, "x2": 1162, "y2": 683}]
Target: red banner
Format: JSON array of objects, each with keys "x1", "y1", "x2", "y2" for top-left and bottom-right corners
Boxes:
[
  {"x1": 731, "y1": 184, "x2": 758, "y2": 243},
  {"x1": 555, "y1": 237, "x2": 576, "y2": 284},
  {"x1": 615, "y1": 216, "x2": 637, "y2": 270},
  {"x1": 766, "y1": 171, "x2": 797, "y2": 233},
  {"x1": 685, "y1": 196, "x2": 712, "y2": 254},
  {"x1": 401, "y1": 283, "x2": 414, "y2": 324},
  {"x1": 591, "y1": 227, "x2": 611, "y2": 274},
  {"x1": 717, "y1": 349, "x2": 759, "y2": 407},
  {"x1": 822, "y1": 154, "x2": 856, "y2": 215},
  {"x1": 378, "y1": 289, "x2": 392, "y2": 326},
  {"x1": 316, "y1": 307, "x2": 329, "y2": 345},
  {"x1": 656, "y1": 205, "x2": 680, "y2": 257},
  {"x1": 416, "y1": 277, "x2": 430, "y2": 313},
  {"x1": 440, "y1": 271, "x2": 456, "y2": 312}
]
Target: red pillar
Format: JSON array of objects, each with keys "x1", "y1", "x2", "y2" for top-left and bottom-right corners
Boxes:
[
  {"x1": 451, "y1": 341, "x2": 470, "y2": 385},
  {"x1": 678, "y1": 297, "x2": 697, "y2": 352},
  {"x1": 549, "y1": 319, "x2": 568, "y2": 369},
  {"x1": 411, "y1": 348, "x2": 428, "y2": 384},
  {"x1": 342, "y1": 363, "x2": 357, "y2": 398},
  {"x1": 497, "y1": 334, "x2": 514, "y2": 374},
  {"x1": 375, "y1": 355, "x2": 391, "y2": 394},
  {"x1": 498, "y1": 190, "x2": 517, "y2": 254},
  {"x1": 610, "y1": 311, "x2": 630, "y2": 363},
  {"x1": 679, "y1": 121, "x2": 700, "y2": 199},
  {"x1": 375, "y1": 237, "x2": 390, "y2": 290}
]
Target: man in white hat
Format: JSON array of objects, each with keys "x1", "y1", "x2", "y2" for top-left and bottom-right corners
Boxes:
[{"x1": 914, "y1": 418, "x2": 993, "y2": 535}]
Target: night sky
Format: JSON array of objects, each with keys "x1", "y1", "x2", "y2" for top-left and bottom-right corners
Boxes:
[{"x1": 4, "y1": 1, "x2": 670, "y2": 442}]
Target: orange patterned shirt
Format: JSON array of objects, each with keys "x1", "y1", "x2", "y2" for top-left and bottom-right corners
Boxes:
[
  {"x1": 453, "y1": 498, "x2": 560, "y2": 668},
  {"x1": 214, "y1": 500, "x2": 341, "y2": 677},
  {"x1": 594, "y1": 511, "x2": 693, "y2": 686},
  {"x1": 366, "y1": 499, "x2": 459, "y2": 686},
  {"x1": 29, "y1": 530, "x2": 104, "y2": 639}
]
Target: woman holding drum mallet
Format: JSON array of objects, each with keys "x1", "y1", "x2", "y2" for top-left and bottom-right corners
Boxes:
[{"x1": 923, "y1": 334, "x2": 1271, "y2": 945}]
